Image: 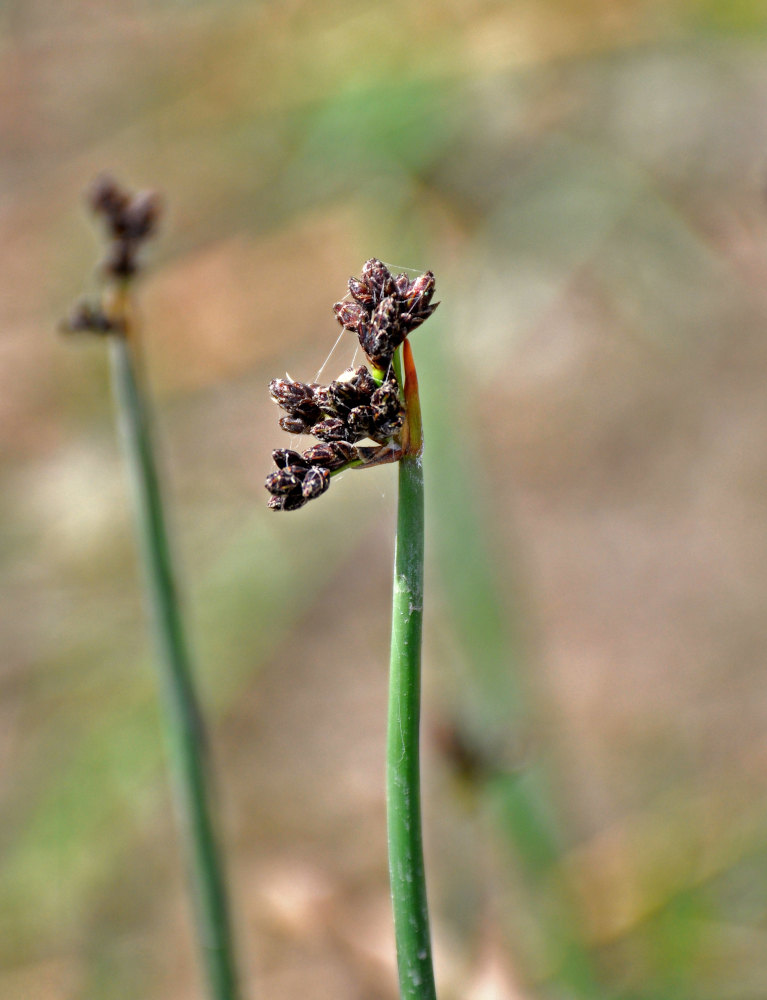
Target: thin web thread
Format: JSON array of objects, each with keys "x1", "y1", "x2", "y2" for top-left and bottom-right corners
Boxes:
[
  {"x1": 314, "y1": 325, "x2": 347, "y2": 383},
  {"x1": 380, "y1": 260, "x2": 422, "y2": 274}
]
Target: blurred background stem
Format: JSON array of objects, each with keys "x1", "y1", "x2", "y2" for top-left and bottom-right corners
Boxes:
[
  {"x1": 108, "y1": 315, "x2": 241, "y2": 1000},
  {"x1": 386, "y1": 344, "x2": 437, "y2": 1000}
]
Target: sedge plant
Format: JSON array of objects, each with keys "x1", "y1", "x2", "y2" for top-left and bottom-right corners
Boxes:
[
  {"x1": 264, "y1": 259, "x2": 438, "y2": 999},
  {"x1": 62, "y1": 176, "x2": 240, "y2": 1000}
]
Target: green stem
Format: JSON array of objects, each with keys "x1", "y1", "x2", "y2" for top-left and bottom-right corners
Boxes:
[
  {"x1": 387, "y1": 367, "x2": 437, "y2": 1000},
  {"x1": 109, "y1": 333, "x2": 240, "y2": 1000}
]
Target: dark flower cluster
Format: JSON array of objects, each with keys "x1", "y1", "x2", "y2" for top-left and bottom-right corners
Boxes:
[
  {"x1": 62, "y1": 175, "x2": 161, "y2": 338},
  {"x1": 265, "y1": 259, "x2": 437, "y2": 512},
  {"x1": 269, "y1": 366, "x2": 403, "y2": 442},
  {"x1": 265, "y1": 447, "x2": 340, "y2": 512},
  {"x1": 265, "y1": 365, "x2": 403, "y2": 511},
  {"x1": 88, "y1": 174, "x2": 161, "y2": 280},
  {"x1": 64, "y1": 300, "x2": 120, "y2": 336},
  {"x1": 333, "y1": 258, "x2": 438, "y2": 371}
]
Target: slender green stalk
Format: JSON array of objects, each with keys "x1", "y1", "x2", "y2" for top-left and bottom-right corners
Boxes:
[
  {"x1": 109, "y1": 331, "x2": 240, "y2": 1000},
  {"x1": 387, "y1": 346, "x2": 437, "y2": 1000}
]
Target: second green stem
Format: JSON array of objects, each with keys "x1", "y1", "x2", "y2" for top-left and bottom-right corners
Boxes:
[
  {"x1": 387, "y1": 436, "x2": 437, "y2": 1000},
  {"x1": 109, "y1": 333, "x2": 240, "y2": 1000}
]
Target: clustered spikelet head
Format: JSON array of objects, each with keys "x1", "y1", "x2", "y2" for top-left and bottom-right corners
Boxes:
[
  {"x1": 265, "y1": 259, "x2": 438, "y2": 511},
  {"x1": 88, "y1": 174, "x2": 161, "y2": 280},
  {"x1": 333, "y1": 259, "x2": 437, "y2": 371},
  {"x1": 61, "y1": 174, "x2": 161, "y2": 336}
]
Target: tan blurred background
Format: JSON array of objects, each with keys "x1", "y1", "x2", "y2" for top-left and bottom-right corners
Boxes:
[{"x1": 5, "y1": 0, "x2": 767, "y2": 997}]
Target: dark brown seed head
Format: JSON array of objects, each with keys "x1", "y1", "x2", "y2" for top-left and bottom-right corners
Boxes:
[
  {"x1": 292, "y1": 397, "x2": 321, "y2": 424},
  {"x1": 329, "y1": 439, "x2": 357, "y2": 465},
  {"x1": 88, "y1": 174, "x2": 129, "y2": 223},
  {"x1": 286, "y1": 464, "x2": 309, "y2": 481},
  {"x1": 360, "y1": 326, "x2": 396, "y2": 371},
  {"x1": 370, "y1": 296, "x2": 397, "y2": 336},
  {"x1": 121, "y1": 190, "x2": 161, "y2": 241},
  {"x1": 268, "y1": 493, "x2": 308, "y2": 512},
  {"x1": 328, "y1": 378, "x2": 361, "y2": 410},
  {"x1": 370, "y1": 380, "x2": 401, "y2": 416},
  {"x1": 302, "y1": 443, "x2": 335, "y2": 466},
  {"x1": 311, "y1": 417, "x2": 352, "y2": 443},
  {"x1": 360, "y1": 259, "x2": 394, "y2": 303},
  {"x1": 355, "y1": 296, "x2": 404, "y2": 368},
  {"x1": 87, "y1": 176, "x2": 161, "y2": 276},
  {"x1": 355, "y1": 373, "x2": 378, "y2": 401},
  {"x1": 312, "y1": 384, "x2": 336, "y2": 415},
  {"x1": 282, "y1": 494, "x2": 309, "y2": 511},
  {"x1": 394, "y1": 273, "x2": 410, "y2": 297},
  {"x1": 264, "y1": 260, "x2": 437, "y2": 512},
  {"x1": 301, "y1": 466, "x2": 331, "y2": 499},
  {"x1": 399, "y1": 309, "x2": 433, "y2": 333},
  {"x1": 348, "y1": 366, "x2": 378, "y2": 399},
  {"x1": 321, "y1": 399, "x2": 349, "y2": 423},
  {"x1": 303, "y1": 440, "x2": 356, "y2": 470},
  {"x1": 62, "y1": 300, "x2": 116, "y2": 335},
  {"x1": 265, "y1": 469, "x2": 301, "y2": 495},
  {"x1": 272, "y1": 448, "x2": 309, "y2": 469},
  {"x1": 339, "y1": 364, "x2": 369, "y2": 383},
  {"x1": 279, "y1": 414, "x2": 309, "y2": 434},
  {"x1": 402, "y1": 271, "x2": 435, "y2": 312},
  {"x1": 333, "y1": 301, "x2": 367, "y2": 332},
  {"x1": 348, "y1": 405, "x2": 377, "y2": 437},
  {"x1": 269, "y1": 378, "x2": 315, "y2": 411},
  {"x1": 397, "y1": 271, "x2": 438, "y2": 334},
  {"x1": 348, "y1": 277, "x2": 374, "y2": 306},
  {"x1": 369, "y1": 414, "x2": 404, "y2": 443}
]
